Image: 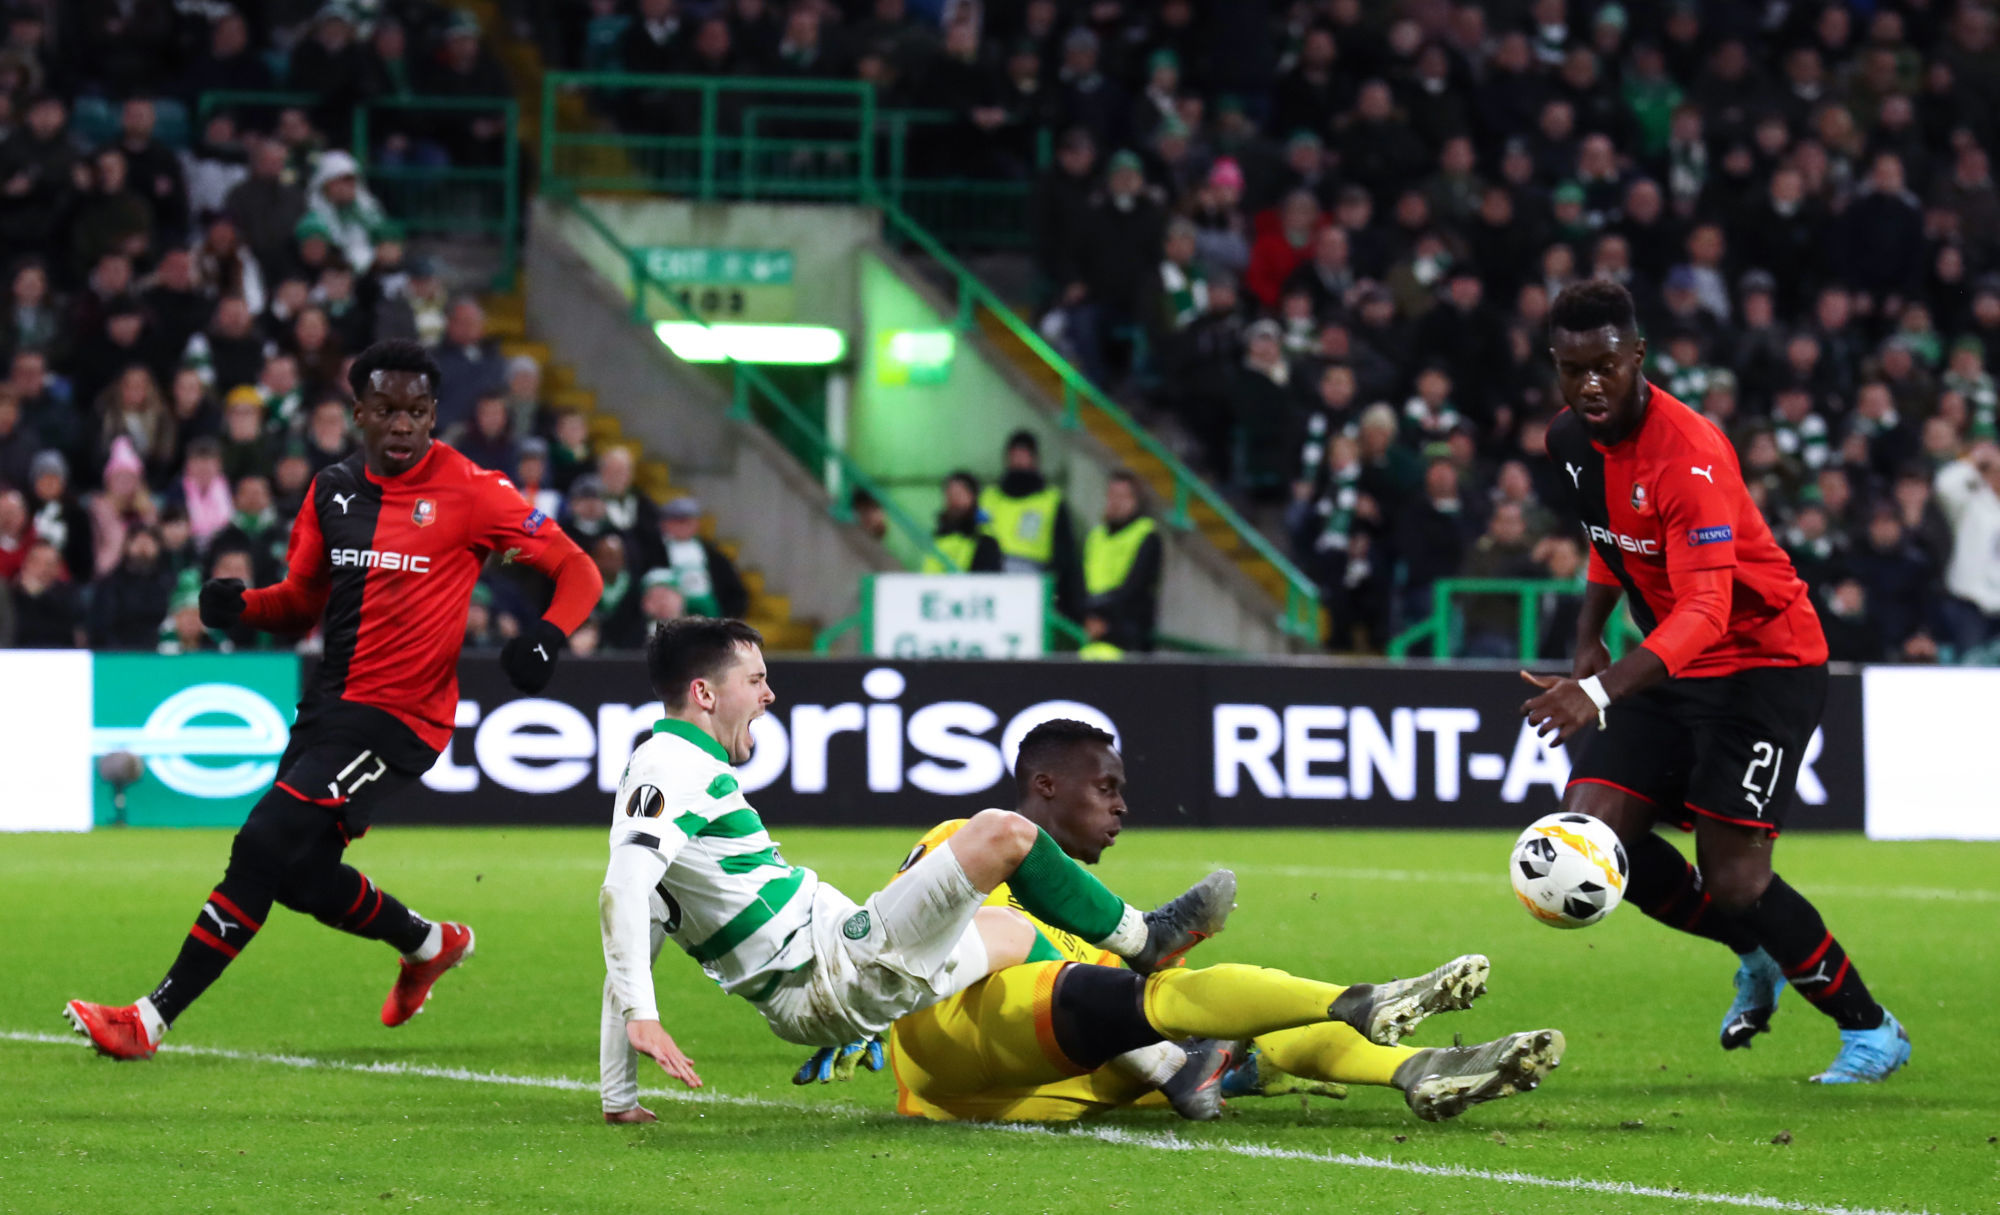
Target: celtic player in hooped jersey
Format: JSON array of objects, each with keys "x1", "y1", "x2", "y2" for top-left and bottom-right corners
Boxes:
[{"x1": 599, "y1": 618, "x2": 1496, "y2": 1123}]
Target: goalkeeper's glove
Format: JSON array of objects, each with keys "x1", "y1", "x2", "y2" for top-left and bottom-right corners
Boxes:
[{"x1": 792, "y1": 1037, "x2": 886, "y2": 1085}]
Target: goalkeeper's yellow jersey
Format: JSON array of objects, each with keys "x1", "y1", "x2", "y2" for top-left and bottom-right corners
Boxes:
[{"x1": 885, "y1": 819, "x2": 1162, "y2": 1122}]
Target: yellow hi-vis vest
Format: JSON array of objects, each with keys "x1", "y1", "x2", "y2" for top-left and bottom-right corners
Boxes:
[
  {"x1": 1084, "y1": 516, "x2": 1157, "y2": 596},
  {"x1": 922, "y1": 532, "x2": 981, "y2": 573},
  {"x1": 979, "y1": 485, "x2": 1063, "y2": 568}
]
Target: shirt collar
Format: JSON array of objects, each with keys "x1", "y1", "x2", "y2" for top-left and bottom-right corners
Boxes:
[{"x1": 654, "y1": 716, "x2": 729, "y2": 762}]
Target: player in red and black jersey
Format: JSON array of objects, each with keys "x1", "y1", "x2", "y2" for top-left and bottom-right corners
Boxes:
[
  {"x1": 1522, "y1": 281, "x2": 1907, "y2": 1085},
  {"x1": 64, "y1": 341, "x2": 605, "y2": 1060}
]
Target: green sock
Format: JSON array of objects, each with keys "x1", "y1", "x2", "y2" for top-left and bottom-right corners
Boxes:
[{"x1": 1007, "y1": 828, "x2": 1141, "y2": 949}]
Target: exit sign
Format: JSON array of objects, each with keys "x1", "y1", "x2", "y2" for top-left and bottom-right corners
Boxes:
[{"x1": 639, "y1": 246, "x2": 795, "y2": 286}]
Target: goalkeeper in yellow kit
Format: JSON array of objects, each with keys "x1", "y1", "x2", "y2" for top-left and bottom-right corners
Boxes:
[{"x1": 797, "y1": 719, "x2": 1564, "y2": 1123}]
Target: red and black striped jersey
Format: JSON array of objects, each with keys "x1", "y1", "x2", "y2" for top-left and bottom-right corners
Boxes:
[
  {"x1": 1545, "y1": 384, "x2": 1827, "y2": 678},
  {"x1": 243, "y1": 442, "x2": 587, "y2": 750}
]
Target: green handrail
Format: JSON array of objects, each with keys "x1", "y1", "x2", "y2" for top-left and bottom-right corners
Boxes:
[
  {"x1": 1384, "y1": 577, "x2": 1646, "y2": 661},
  {"x1": 864, "y1": 192, "x2": 1322, "y2": 642},
  {"x1": 548, "y1": 187, "x2": 958, "y2": 578}
]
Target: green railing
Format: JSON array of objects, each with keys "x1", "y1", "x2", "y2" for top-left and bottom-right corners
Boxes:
[
  {"x1": 196, "y1": 91, "x2": 521, "y2": 289},
  {"x1": 549, "y1": 187, "x2": 957, "y2": 580},
  {"x1": 1384, "y1": 577, "x2": 1647, "y2": 661},
  {"x1": 540, "y1": 74, "x2": 1036, "y2": 247}
]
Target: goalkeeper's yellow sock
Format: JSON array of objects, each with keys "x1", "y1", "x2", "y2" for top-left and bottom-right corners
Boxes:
[
  {"x1": 1141, "y1": 964, "x2": 1346, "y2": 1041},
  {"x1": 1255, "y1": 1024, "x2": 1417, "y2": 1088}
]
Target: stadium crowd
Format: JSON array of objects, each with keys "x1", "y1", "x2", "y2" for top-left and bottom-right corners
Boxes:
[
  {"x1": 562, "y1": 0, "x2": 2000, "y2": 663},
  {"x1": 0, "y1": 0, "x2": 741, "y2": 655}
]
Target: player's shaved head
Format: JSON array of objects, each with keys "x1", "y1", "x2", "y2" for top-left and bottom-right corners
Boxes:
[{"x1": 1014, "y1": 719, "x2": 1126, "y2": 864}]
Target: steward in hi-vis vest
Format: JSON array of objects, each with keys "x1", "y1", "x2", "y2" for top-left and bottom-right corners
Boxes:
[
  {"x1": 981, "y1": 430, "x2": 1084, "y2": 618},
  {"x1": 922, "y1": 471, "x2": 1003, "y2": 574},
  {"x1": 1081, "y1": 471, "x2": 1163, "y2": 654}
]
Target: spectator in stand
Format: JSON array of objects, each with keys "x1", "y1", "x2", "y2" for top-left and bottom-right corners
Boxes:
[
  {"x1": 635, "y1": 575, "x2": 688, "y2": 643},
  {"x1": 0, "y1": 390, "x2": 33, "y2": 490},
  {"x1": 503, "y1": 355, "x2": 547, "y2": 438},
  {"x1": 421, "y1": 15, "x2": 514, "y2": 166},
  {"x1": 548, "y1": 407, "x2": 593, "y2": 492},
  {"x1": 561, "y1": 473, "x2": 613, "y2": 549},
  {"x1": 169, "y1": 436, "x2": 233, "y2": 549},
  {"x1": 96, "y1": 364, "x2": 177, "y2": 486},
  {"x1": 226, "y1": 138, "x2": 307, "y2": 278},
  {"x1": 9, "y1": 540, "x2": 82, "y2": 648},
  {"x1": 142, "y1": 249, "x2": 211, "y2": 367},
  {"x1": 514, "y1": 437, "x2": 562, "y2": 519},
  {"x1": 89, "y1": 436, "x2": 159, "y2": 578},
  {"x1": 192, "y1": 214, "x2": 265, "y2": 316},
  {"x1": 0, "y1": 486, "x2": 30, "y2": 580},
  {"x1": 301, "y1": 151, "x2": 391, "y2": 274},
  {"x1": 596, "y1": 445, "x2": 660, "y2": 566},
  {"x1": 300, "y1": 397, "x2": 353, "y2": 473},
  {"x1": 289, "y1": 4, "x2": 368, "y2": 139},
  {"x1": 117, "y1": 99, "x2": 187, "y2": 244},
  {"x1": 1934, "y1": 441, "x2": 2000, "y2": 655},
  {"x1": 1, "y1": 258, "x2": 66, "y2": 368},
  {"x1": 1062, "y1": 148, "x2": 1163, "y2": 387},
  {"x1": 925, "y1": 470, "x2": 1002, "y2": 573},
  {"x1": 26, "y1": 449, "x2": 89, "y2": 582},
  {"x1": 216, "y1": 385, "x2": 274, "y2": 484},
  {"x1": 430, "y1": 296, "x2": 506, "y2": 435},
  {"x1": 185, "y1": 295, "x2": 272, "y2": 397},
  {"x1": 454, "y1": 391, "x2": 519, "y2": 479},
  {"x1": 183, "y1": 10, "x2": 275, "y2": 102},
  {"x1": 0, "y1": 95, "x2": 78, "y2": 270},
  {"x1": 88, "y1": 525, "x2": 172, "y2": 650},
  {"x1": 652, "y1": 495, "x2": 748, "y2": 619},
  {"x1": 1395, "y1": 457, "x2": 1478, "y2": 629}
]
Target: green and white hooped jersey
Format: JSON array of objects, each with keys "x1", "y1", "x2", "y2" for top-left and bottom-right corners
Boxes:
[{"x1": 611, "y1": 719, "x2": 819, "y2": 999}]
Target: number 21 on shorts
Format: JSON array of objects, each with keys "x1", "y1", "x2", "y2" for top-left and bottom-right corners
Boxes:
[{"x1": 1741, "y1": 742, "x2": 1784, "y2": 817}]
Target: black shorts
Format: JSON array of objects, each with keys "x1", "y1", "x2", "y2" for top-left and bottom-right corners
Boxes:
[
  {"x1": 274, "y1": 702, "x2": 438, "y2": 838},
  {"x1": 1567, "y1": 664, "x2": 1829, "y2": 835}
]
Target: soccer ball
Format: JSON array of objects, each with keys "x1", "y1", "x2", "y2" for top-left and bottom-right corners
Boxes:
[{"x1": 1510, "y1": 812, "x2": 1629, "y2": 929}]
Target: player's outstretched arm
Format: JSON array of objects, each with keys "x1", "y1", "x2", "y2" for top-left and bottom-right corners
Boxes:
[{"x1": 599, "y1": 842, "x2": 702, "y2": 1088}]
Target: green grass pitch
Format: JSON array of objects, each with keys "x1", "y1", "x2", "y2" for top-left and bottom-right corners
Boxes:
[{"x1": 2, "y1": 826, "x2": 1995, "y2": 1214}]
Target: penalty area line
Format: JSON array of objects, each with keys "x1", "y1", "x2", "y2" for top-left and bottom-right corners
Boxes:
[{"x1": 4, "y1": 1030, "x2": 1937, "y2": 1215}]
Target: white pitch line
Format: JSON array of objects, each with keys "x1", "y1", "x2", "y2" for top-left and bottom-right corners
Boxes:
[
  {"x1": 2, "y1": 1031, "x2": 1942, "y2": 1215},
  {"x1": 1113, "y1": 860, "x2": 2000, "y2": 905}
]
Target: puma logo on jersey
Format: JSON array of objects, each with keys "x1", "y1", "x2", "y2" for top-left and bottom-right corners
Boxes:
[
  {"x1": 1585, "y1": 524, "x2": 1660, "y2": 555},
  {"x1": 1691, "y1": 465, "x2": 1715, "y2": 483},
  {"x1": 1566, "y1": 462, "x2": 1583, "y2": 488},
  {"x1": 331, "y1": 492, "x2": 356, "y2": 515}
]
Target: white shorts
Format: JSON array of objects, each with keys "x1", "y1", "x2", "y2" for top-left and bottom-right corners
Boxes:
[{"x1": 758, "y1": 843, "x2": 992, "y2": 1047}]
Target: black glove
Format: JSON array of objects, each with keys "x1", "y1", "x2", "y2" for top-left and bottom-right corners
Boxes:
[
  {"x1": 500, "y1": 618, "x2": 567, "y2": 693},
  {"x1": 199, "y1": 578, "x2": 247, "y2": 630}
]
